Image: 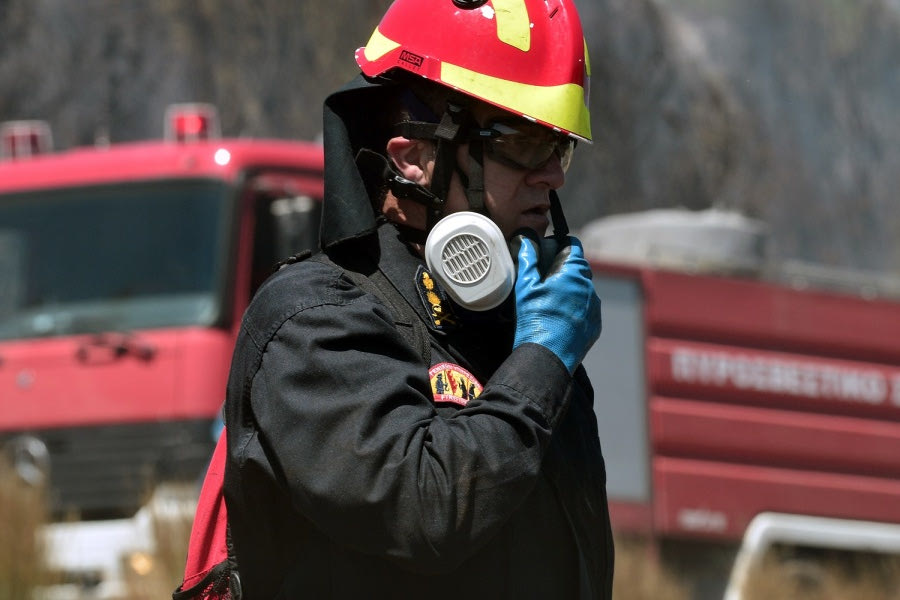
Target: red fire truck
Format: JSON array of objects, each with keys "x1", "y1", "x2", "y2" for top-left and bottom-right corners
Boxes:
[
  {"x1": 3, "y1": 106, "x2": 899, "y2": 598},
  {"x1": 0, "y1": 105, "x2": 324, "y2": 597},
  {"x1": 580, "y1": 210, "x2": 900, "y2": 598}
]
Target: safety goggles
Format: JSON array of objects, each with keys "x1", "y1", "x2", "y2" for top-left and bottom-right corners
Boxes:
[{"x1": 475, "y1": 119, "x2": 576, "y2": 173}]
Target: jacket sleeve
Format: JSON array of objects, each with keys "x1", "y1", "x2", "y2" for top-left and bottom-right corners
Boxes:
[{"x1": 234, "y1": 263, "x2": 574, "y2": 573}]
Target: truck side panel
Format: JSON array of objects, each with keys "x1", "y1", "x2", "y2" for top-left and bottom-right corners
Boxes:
[{"x1": 640, "y1": 268, "x2": 900, "y2": 541}]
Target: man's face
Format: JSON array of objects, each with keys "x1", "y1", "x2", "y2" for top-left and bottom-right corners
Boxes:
[{"x1": 431, "y1": 105, "x2": 569, "y2": 239}]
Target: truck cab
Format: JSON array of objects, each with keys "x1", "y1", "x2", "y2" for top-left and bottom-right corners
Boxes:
[{"x1": 0, "y1": 106, "x2": 324, "y2": 596}]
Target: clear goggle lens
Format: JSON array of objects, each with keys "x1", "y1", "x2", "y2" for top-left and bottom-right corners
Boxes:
[{"x1": 479, "y1": 120, "x2": 575, "y2": 172}]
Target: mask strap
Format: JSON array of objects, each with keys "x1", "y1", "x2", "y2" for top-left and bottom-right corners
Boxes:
[
  {"x1": 390, "y1": 103, "x2": 490, "y2": 231},
  {"x1": 358, "y1": 147, "x2": 441, "y2": 241},
  {"x1": 387, "y1": 116, "x2": 459, "y2": 233}
]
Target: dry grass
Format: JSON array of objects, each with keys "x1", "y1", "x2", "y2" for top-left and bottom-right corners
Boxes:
[
  {"x1": 614, "y1": 536, "x2": 900, "y2": 600},
  {"x1": 614, "y1": 536, "x2": 693, "y2": 600},
  {"x1": 0, "y1": 463, "x2": 194, "y2": 600},
  {"x1": 742, "y1": 550, "x2": 900, "y2": 600},
  {"x1": 122, "y1": 485, "x2": 195, "y2": 600},
  {"x1": 0, "y1": 463, "x2": 51, "y2": 600},
  {"x1": 3, "y1": 475, "x2": 899, "y2": 600}
]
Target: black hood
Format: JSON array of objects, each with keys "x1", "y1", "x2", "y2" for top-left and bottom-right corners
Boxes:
[{"x1": 319, "y1": 74, "x2": 402, "y2": 250}]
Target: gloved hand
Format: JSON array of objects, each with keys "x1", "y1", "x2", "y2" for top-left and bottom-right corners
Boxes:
[{"x1": 511, "y1": 232, "x2": 602, "y2": 374}]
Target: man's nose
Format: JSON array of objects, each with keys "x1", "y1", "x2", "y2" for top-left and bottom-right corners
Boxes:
[{"x1": 524, "y1": 153, "x2": 566, "y2": 189}]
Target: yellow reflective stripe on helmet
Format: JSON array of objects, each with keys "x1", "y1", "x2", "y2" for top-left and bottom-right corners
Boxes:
[
  {"x1": 362, "y1": 27, "x2": 400, "y2": 62},
  {"x1": 492, "y1": 0, "x2": 531, "y2": 52},
  {"x1": 442, "y1": 62, "x2": 592, "y2": 141}
]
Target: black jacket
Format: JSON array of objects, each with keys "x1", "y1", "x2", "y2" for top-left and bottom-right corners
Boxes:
[{"x1": 222, "y1": 76, "x2": 613, "y2": 599}]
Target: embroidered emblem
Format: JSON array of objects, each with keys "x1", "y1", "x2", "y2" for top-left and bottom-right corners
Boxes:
[
  {"x1": 415, "y1": 265, "x2": 457, "y2": 329},
  {"x1": 429, "y1": 362, "x2": 483, "y2": 406}
]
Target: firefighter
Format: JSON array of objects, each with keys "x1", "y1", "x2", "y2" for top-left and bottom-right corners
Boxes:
[{"x1": 222, "y1": 0, "x2": 613, "y2": 597}]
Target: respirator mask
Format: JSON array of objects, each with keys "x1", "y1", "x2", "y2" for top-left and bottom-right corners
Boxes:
[{"x1": 423, "y1": 208, "x2": 569, "y2": 312}]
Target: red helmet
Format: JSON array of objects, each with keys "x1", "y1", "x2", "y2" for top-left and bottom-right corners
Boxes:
[{"x1": 356, "y1": 0, "x2": 592, "y2": 142}]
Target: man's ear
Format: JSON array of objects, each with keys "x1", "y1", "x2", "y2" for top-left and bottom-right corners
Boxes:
[{"x1": 386, "y1": 137, "x2": 432, "y2": 185}]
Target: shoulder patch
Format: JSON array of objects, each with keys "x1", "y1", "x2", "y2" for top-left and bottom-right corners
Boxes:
[
  {"x1": 429, "y1": 362, "x2": 483, "y2": 406},
  {"x1": 415, "y1": 265, "x2": 457, "y2": 330}
]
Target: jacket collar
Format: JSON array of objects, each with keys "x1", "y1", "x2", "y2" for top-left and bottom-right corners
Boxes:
[{"x1": 320, "y1": 75, "x2": 401, "y2": 249}]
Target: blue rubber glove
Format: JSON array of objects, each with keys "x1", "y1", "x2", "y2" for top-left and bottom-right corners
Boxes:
[{"x1": 511, "y1": 233, "x2": 602, "y2": 374}]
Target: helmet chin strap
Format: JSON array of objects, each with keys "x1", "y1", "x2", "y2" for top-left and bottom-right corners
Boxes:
[
  {"x1": 457, "y1": 140, "x2": 486, "y2": 216},
  {"x1": 392, "y1": 102, "x2": 494, "y2": 228}
]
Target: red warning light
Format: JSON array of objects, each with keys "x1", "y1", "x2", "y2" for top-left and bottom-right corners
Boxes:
[
  {"x1": 164, "y1": 103, "x2": 220, "y2": 143},
  {"x1": 0, "y1": 120, "x2": 53, "y2": 160}
]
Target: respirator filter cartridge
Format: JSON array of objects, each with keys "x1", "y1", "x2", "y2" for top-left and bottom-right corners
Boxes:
[{"x1": 424, "y1": 212, "x2": 515, "y2": 311}]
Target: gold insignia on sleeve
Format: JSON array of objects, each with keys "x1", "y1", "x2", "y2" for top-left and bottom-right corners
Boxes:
[{"x1": 416, "y1": 266, "x2": 457, "y2": 329}]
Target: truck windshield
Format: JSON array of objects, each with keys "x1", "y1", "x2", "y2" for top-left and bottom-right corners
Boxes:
[{"x1": 0, "y1": 179, "x2": 231, "y2": 340}]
